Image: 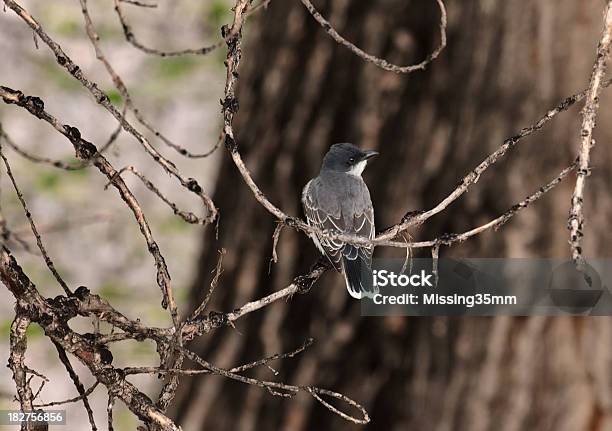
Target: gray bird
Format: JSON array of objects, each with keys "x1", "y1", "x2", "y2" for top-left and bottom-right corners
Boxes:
[{"x1": 302, "y1": 143, "x2": 378, "y2": 299}]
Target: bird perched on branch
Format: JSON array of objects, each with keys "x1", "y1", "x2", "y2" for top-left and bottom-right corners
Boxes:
[{"x1": 302, "y1": 143, "x2": 378, "y2": 299}]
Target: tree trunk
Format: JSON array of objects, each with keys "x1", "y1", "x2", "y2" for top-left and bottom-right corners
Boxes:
[{"x1": 170, "y1": 0, "x2": 612, "y2": 429}]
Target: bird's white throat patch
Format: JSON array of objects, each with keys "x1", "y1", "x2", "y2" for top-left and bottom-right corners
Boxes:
[{"x1": 348, "y1": 160, "x2": 367, "y2": 176}]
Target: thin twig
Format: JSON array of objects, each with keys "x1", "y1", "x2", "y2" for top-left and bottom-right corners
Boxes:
[
  {"x1": 0, "y1": 248, "x2": 181, "y2": 431},
  {"x1": 34, "y1": 382, "x2": 100, "y2": 408},
  {"x1": 3, "y1": 0, "x2": 218, "y2": 224},
  {"x1": 106, "y1": 165, "x2": 210, "y2": 225},
  {"x1": 52, "y1": 341, "x2": 97, "y2": 430},
  {"x1": 188, "y1": 248, "x2": 225, "y2": 320},
  {"x1": 123, "y1": 338, "x2": 314, "y2": 376},
  {"x1": 0, "y1": 85, "x2": 177, "y2": 324},
  {"x1": 180, "y1": 345, "x2": 369, "y2": 424},
  {"x1": 120, "y1": 0, "x2": 157, "y2": 8},
  {"x1": 431, "y1": 243, "x2": 440, "y2": 288},
  {"x1": 80, "y1": 0, "x2": 221, "y2": 160},
  {"x1": 299, "y1": 0, "x2": 447, "y2": 74},
  {"x1": 113, "y1": 0, "x2": 222, "y2": 57},
  {"x1": 107, "y1": 394, "x2": 115, "y2": 431},
  {"x1": 269, "y1": 222, "x2": 284, "y2": 268},
  {"x1": 0, "y1": 145, "x2": 71, "y2": 295}
]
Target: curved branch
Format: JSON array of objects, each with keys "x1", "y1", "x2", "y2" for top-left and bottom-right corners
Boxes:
[{"x1": 299, "y1": 0, "x2": 447, "y2": 74}]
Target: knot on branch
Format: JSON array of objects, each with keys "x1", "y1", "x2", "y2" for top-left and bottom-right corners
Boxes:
[
  {"x1": 81, "y1": 333, "x2": 114, "y2": 365},
  {"x1": 67, "y1": 64, "x2": 80, "y2": 77},
  {"x1": 63, "y1": 125, "x2": 81, "y2": 142},
  {"x1": 221, "y1": 96, "x2": 239, "y2": 114},
  {"x1": 49, "y1": 294, "x2": 80, "y2": 318},
  {"x1": 186, "y1": 178, "x2": 202, "y2": 194},
  {"x1": 98, "y1": 346, "x2": 114, "y2": 365},
  {"x1": 24, "y1": 96, "x2": 45, "y2": 118},
  {"x1": 224, "y1": 134, "x2": 237, "y2": 152},
  {"x1": 220, "y1": 24, "x2": 230, "y2": 39},
  {"x1": 222, "y1": 25, "x2": 241, "y2": 56},
  {"x1": 82, "y1": 332, "x2": 98, "y2": 342},
  {"x1": 284, "y1": 217, "x2": 299, "y2": 228},
  {"x1": 96, "y1": 92, "x2": 109, "y2": 104},
  {"x1": 576, "y1": 167, "x2": 592, "y2": 177},
  {"x1": 439, "y1": 232, "x2": 458, "y2": 245},
  {"x1": 401, "y1": 210, "x2": 424, "y2": 223},
  {"x1": 38, "y1": 311, "x2": 54, "y2": 327},
  {"x1": 0, "y1": 86, "x2": 23, "y2": 104},
  {"x1": 294, "y1": 274, "x2": 317, "y2": 294},
  {"x1": 504, "y1": 135, "x2": 520, "y2": 147},
  {"x1": 0, "y1": 87, "x2": 45, "y2": 118},
  {"x1": 208, "y1": 310, "x2": 228, "y2": 328},
  {"x1": 73, "y1": 285, "x2": 91, "y2": 301}
]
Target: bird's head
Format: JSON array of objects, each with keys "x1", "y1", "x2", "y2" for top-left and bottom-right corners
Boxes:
[{"x1": 321, "y1": 143, "x2": 379, "y2": 176}]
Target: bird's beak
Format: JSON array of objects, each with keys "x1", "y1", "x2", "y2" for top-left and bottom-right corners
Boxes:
[{"x1": 361, "y1": 150, "x2": 379, "y2": 161}]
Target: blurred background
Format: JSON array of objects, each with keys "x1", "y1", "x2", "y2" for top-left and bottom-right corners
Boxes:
[{"x1": 2, "y1": 0, "x2": 612, "y2": 430}]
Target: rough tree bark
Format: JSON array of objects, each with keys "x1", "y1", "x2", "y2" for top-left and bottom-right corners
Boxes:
[{"x1": 171, "y1": 0, "x2": 612, "y2": 429}]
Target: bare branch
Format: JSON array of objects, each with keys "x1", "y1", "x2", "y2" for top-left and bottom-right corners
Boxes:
[
  {"x1": 2, "y1": 0, "x2": 218, "y2": 224},
  {"x1": 388, "y1": 162, "x2": 577, "y2": 249},
  {"x1": 299, "y1": 0, "x2": 447, "y2": 74},
  {"x1": 188, "y1": 248, "x2": 225, "y2": 321},
  {"x1": 34, "y1": 382, "x2": 100, "y2": 408},
  {"x1": 107, "y1": 394, "x2": 115, "y2": 431},
  {"x1": 179, "y1": 344, "x2": 369, "y2": 424},
  {"x1": 112, "y1": 0, "x2": 221, "y2": 57},
  {"x1": 221, "y1": 66, "x2": 611, "y2": 250},
  {"x1": 568, "y1": 0, "x2": 612, "y2": 266},
  {"x1": 0, "y1": 144, "x2": 71, "y2": 295},
  {"x1": 0, "y1": 247, "x2": 181, "y2": 431},
  {"x1": 106, "y1": 166, "x2": 210, "y2": 225},
  {"x1": 120, "y1": 0, "x2": 157, "y2": 8},
  {"x1": 51, "y1": 341, "x2": 97, "y2": 430},
  {"x1": 79, "y1": 0, "x2": 221, "y2": 160},
  {"x1": 0, "y1": 85, "x2": 178, "y2": 323},
  {"x1": 8, "y1": 314, "x2": 34, "y2": 414}
]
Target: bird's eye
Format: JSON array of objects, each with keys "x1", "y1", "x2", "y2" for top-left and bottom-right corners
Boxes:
[{"x1": 348, "y1": 157, "x2": 355, "y2": 164}]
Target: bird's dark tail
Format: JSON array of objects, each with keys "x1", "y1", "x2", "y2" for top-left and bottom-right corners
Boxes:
[{"x1": 342, "y1": 253, "x2": 378, "y2": 299}]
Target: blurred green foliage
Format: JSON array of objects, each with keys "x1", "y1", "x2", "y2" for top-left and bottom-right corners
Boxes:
[
  {"x1": 99, "y1": 281, "x2": 131, "y2": 300},
  {"x1": 153, "y1": 57, "x2": 198, "y2": 80},
  {"x1": 116, "y1": 408, "x2": 137, "y2": 430},
  {"x1": 1, "y1": 319, "x2": 43, "y2": 338},
  {"x1": 159, "y1": 215, "x2": 190, "y2": 234},
  {"x1": 206, "y1": 0, "x2": 232, "y2": 29},
  {"x1": 41, "y1": 60, "x2": 81, "y2": 91},
  {"x1": 66, "y1": 164, "x2": 90, "y2": 179},
  {"x1": 206, "y1": 0, "x2": 232, "y2": 67},
  {"x1": 55, "y1": 19, "x2": 82, "y2": 37},
  {"x1": 106, "y1": 89, "x2": 123, "y2": 107},
  {"x1": 130, "y1": 339, "x2": 157, "y2": 358},
  {"x1": 34, "y1": 171, "x2": 61, "y2": 193},
  {"x1": 34, "y1": 166, "x2": 88, "y2": 195},
  {"x1": 26, "y1": 324, "x2": 44, "y2": 338}
]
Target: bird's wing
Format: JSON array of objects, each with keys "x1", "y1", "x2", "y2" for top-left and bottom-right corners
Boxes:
[
  {"x1": 303, "y1": 181, "x2": 344, "y2": 271},
  {"x1": 302, "y1": 178, "x2": 375, "y2": 271},
  {"x1": 342, "y1": 207, "x2": 374, "y2": 264}
]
